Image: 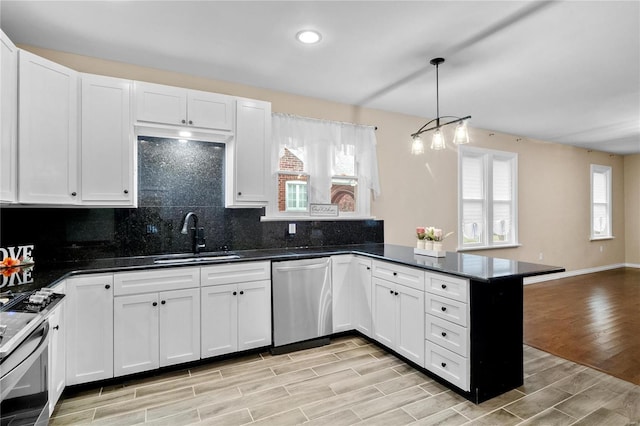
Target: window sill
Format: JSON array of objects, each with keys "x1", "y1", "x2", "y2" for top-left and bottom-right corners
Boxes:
[
  {"x1": 590, "y1": 236, "x2": 615, "y2": 241},
  {"x1": 260, "y1": 215, "x2": 376, "y2": 222},
  {"x1": 456, "y1": 243, "x2": 522, "y2": 252}
]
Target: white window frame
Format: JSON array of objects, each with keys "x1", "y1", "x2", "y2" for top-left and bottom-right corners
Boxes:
[
  {"x1": 458, "y1": 146, "x2": 519, "y2": 250},
  {"x1": 285, "y1": 179, "x2": 308, "y2": 212},
  {"x1": 590, "y1": 164, "x2": 613, "y2": 240}
]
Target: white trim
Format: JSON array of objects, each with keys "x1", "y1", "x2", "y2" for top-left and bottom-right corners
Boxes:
[
  {"x1": 458, "y1": 146, "x2": 518, "y2": 249},
  {"x1": 523, "y1": 263, "x2": 635, "y2": 285},
  {"x1": 590, "y1": 164, "x2": 612, "y2": 240},
  {"x1": 456, "y1": 244, "x2": 522, "y2": 251},
  {"x1": 260, "y1": 215, "x2": 376, "y2": 222}
]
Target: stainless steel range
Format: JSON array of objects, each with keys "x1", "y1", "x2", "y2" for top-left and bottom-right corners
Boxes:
[{"x1": 0, "y1": 288, "x2": 65, "y2": 425}]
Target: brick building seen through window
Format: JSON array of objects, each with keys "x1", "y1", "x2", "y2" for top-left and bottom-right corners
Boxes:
[{"x1": 278, "y1": 148, "x2": 356, "y2": 212}]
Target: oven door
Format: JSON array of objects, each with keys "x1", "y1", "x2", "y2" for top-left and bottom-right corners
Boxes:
[{"x1": 0, "y1": 319, "x2": 50, "y2": 425}]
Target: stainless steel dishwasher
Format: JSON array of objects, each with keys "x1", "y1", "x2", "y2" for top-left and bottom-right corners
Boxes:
[{"x1": 271, "y1": 257, "x2": 332, "y2": 353}]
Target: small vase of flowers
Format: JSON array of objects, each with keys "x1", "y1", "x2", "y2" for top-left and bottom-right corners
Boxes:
[{"x1": 414, "y1": 226, "x2": 454, "y2": 257}]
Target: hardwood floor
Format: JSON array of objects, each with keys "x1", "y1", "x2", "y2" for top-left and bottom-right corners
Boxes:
[
  {"x1": 51, "y1": 335, "x2": 640, "y2": 425},
  {"x1": 524, "y1": 267, "x2": 640, "y2": 385}
]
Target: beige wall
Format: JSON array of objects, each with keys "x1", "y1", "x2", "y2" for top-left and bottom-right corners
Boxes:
[
  {"x1": 21, "y1": 45, "x2": 635, "y2": 272},
  {"x1": 624, "y1": 154, "x2": 640, "y2": 265}
]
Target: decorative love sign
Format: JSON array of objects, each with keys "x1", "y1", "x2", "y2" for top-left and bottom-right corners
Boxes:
[
  {"x1": 0, "y1": 245, "x2": 34, "y2": 262},
  {"x1": 309, "y1": 203, "x2": 339, "y2": 217},
  {"x1": 1, "y1": 245, "x2": 35, "y2": 288}
]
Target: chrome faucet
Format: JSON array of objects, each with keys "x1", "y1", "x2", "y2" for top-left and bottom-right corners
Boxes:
[{"x1": 181, "y1": 212, "x2": 206, "y2": 254}]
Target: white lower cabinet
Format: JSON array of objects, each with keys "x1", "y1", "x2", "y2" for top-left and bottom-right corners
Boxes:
[
  {"x1": 352, "y1": 257, "x2": 373, "y2": 337},
  {"x1": 114, "y1": 287, "x2": 200, "y2": 376},
  {"x1": 201, "y1": 280, "x2": 271, "y2": 357},
  {"x1": 65, "y1": 274, "x2": 114, "y2": 386},
  {"x1": 48, "y1": 282, "x2": 65, "y2": 414},
  {"x1": 114, "y1": 292, "x2": 158, "y2": 376},
  {"x1": 331, "y1": 255, "x2": 353, "y2": 333},
  {"x1": 423, "y1": 271, "x2": 470, "y2": 391},
  {"x1": 372, "y1": 277, "x2": 425, "y2": 365},
  {"x1": 331, "y1": 255, "x2": 373, "y2": 336},
  {"x1": 201, "y1": 262, "x2": 271, "y2": 358}
]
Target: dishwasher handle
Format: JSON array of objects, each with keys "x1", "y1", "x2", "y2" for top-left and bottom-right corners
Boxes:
[{"x1": 273, "y1": 262, "x2": 329, "y2": 273}]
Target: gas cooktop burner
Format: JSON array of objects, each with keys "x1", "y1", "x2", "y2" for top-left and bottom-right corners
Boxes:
[{"x1": 0, "y1": 288, "x2": 64, "y2": 314}]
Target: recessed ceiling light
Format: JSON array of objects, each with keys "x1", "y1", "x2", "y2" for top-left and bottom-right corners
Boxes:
[{"x1": 296, "y1": 30, "x2": 322, "y2": 45}]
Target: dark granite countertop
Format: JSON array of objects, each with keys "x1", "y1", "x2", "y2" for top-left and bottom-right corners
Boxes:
[{"x1": 1, "y1": 244, "x2": 564, "y2": 293}]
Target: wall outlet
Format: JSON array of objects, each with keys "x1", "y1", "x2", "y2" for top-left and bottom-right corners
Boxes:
[
  {"x1": 538, "y1": 252, "x2": 543, "y2": 260},
  {"x1": 288, "y1": 223, "x2": 296, "y2": 235},
  {"x1": 600, "y1": 245, "x2": 603, "y2": 253}
]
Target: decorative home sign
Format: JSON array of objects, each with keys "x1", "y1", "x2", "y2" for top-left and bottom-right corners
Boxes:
[
  {"x1": 1, "y1": 244, "x2": 35, "y2": 288},
  {"x1": 310, "y1": 203, "x2": 339, "y2": 217}
]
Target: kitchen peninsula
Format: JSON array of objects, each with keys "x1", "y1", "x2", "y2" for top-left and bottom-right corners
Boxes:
[{"x1": 3, "y1": 244, "x2": 563, "y2": 405}]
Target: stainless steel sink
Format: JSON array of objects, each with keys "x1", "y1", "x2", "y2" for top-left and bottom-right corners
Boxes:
[{"x1": 153, "y1": 254, "x2": 240, "y2": 264}]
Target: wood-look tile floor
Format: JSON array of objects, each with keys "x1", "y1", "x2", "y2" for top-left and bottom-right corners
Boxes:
[{"x1": 51, "y1": 335, "x2": 640, "y2": 425}]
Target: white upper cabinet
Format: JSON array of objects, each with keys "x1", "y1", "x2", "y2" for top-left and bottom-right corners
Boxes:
[
  {"x1": 80, "y1": 73, "x2": 134, "y2": 206},
  {"x1": 18, "y1": 50, "x2": 79, "y2": 204},
  {"x1": 0, "y1": 30, "x2": 18, "y2": 203},
  {"x1": 225, "y1": 98, "x2": 271, "y2": 207},
  {"x1": 134, "y1": 81, "x2": 234, "y2": 131}
]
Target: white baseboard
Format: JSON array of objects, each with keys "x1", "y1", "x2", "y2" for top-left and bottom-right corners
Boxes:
[{"x1": 524, "y1": 263, "x2": 638, "y2": 285}]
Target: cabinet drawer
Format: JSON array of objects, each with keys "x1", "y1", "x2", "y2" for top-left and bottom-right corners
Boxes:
[
  {"x1": 372, "y1": 260, "x2": 424, "y2": 291},
  {"x1": 425, "y1": 341, "x2": 469, "y2": 391},
  {"x1": 425, "y1": 314, "x2": 469, "y2": 357},
  {"x1": 201, "y1": 261, "x2": 270, "y2": 286},
  {"x1": 425, "y1": 293, "x2": 468, "y2": 327},
  {"x1": 426, "y1": 272, "x2": 469, "y2": 303},
  {"x1": 114, "y1": 267, "x2": 200, "y2": 295}
]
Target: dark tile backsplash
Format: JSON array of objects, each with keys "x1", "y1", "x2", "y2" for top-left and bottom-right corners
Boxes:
[{"x1": 0, "y1": 137, "x2": 383, "y2": 262}]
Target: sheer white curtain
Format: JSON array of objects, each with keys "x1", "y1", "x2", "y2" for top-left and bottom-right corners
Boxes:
[{"x1": 271, "y1": 113, "x2": 380, "y2": 216}]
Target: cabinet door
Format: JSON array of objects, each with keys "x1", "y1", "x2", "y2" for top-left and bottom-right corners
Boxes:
[
  {"x1": 114, "y1": 293, "x2": 159, "y2": 376},
  {"x1": 0, "y1": 30, "x2": 18, "y2": 203},
  {"x1": 134, "y1": 81, "x2": 186, "y2": 126},
  {"x1": 396, "y1": 284, "x2": 425, "y2": 366},
  {"x1": 227, "y1": 99, "x2": 271, "y2": 206},
  {"x1": 48, "y1": 298, "x2": 65, "y2": 413},
  {"x1": 201, "y1": 284, "x2": 238, "y2": 358},
  {"x1": 372, "y1": 278, "x2": 395, "y2": 348},
  {"x1": 187, "y1": 89, "x2": 233, "y2": 130},
  {"x1": 81, "y1": 74, "x2": 133, "y2": 205},
  {"x1": 352, "y1": 257, "x2": 372, "y2": 337},
  {"x1": 65, "y1": 274, "x2": 113, "y2": 385},
  {"x1": 159, "y1": 288, "x2": 200, "y2": 367},
  {"x1": 18, "y1": 50, "x2": 79, "y2": 204},
  {"x1": 238, "y1": 280, "x2": 271, "y2": 350},
  {"x1": 331, "y1": 255, "x2": 353, "y2": 333}
]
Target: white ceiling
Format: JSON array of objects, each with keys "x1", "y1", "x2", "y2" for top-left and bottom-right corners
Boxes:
[{"x1": 2, "y1": 1, "x2": 639, "y2": 155}]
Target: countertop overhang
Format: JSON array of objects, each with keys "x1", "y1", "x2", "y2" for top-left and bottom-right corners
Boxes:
[{"x1": 2, "y1": 244, "x2": 565, "y2": 293}]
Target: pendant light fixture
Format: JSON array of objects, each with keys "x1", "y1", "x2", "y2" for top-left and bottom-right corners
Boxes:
[{"x1": 410, "y1": 58, "x2": 471, "y2": 153}]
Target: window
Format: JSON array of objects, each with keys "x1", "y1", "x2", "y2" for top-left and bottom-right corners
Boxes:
[
  {"x1": 591, "y1": 164, "x2": 612, "y2": 239},
  {"x1": 269, "y1": 114, "x2": 380, "y2": 218},
  {"x1": 458, "y1": 146, "x2": 518, "y2": 249},
  {"x1": 285, "y1": 180, "x2": 308, "y2": 211}
]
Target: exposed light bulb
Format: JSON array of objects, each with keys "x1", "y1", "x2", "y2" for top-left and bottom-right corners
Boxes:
[
  {"x1": 430, "y1": 129, "x2": 446, "y2": 150},
  {"x1": 411, "y1": 136, "x2": 425, "y2": 155},
  {"x1": 453, "y1": 121, "x2": 470, "y2": 145}
]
